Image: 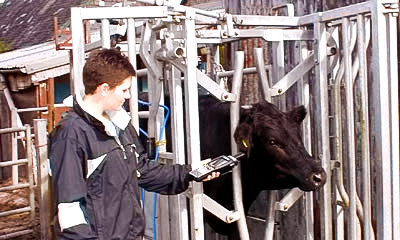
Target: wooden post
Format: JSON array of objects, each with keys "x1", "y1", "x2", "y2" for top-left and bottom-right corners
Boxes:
[
  {"x1": 47, "y1": 78, "x2": 55, "y2": 132},
  {"x1": 34, "y1": 119, "x2": 51, "y2": 240}
]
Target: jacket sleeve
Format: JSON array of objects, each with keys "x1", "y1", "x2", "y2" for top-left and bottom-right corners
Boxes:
[
  {"x1": 136, "y1": 153, "x2": 192, "y2": 194},
  {"x1": 126, "y1": 124, "x2": 192, "y2": 194},
  {"x1": 49, "y1": 131, "x2": 97, "y2": 239}
]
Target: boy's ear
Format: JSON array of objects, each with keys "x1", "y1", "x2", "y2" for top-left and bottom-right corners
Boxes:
[{"x1": 97, "y1": 83, "x2": 110, "y2": 96}]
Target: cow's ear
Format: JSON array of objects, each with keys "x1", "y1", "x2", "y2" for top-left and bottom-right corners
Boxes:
[
  {"x1": 234, "y1": 122, "x2": 253, "y2": 157},
  {"x1": 288, "y1": 105, "x2": 307, "y2": 123}
]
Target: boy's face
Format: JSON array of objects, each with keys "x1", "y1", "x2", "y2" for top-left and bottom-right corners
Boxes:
[{"x1": 104, "y1": 77, "x2": 132, "y2": 111}]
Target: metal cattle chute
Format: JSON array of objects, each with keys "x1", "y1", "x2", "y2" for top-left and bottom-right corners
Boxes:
[{"x1": 69, "y1": 1, "x2": 399, "y2": 239}]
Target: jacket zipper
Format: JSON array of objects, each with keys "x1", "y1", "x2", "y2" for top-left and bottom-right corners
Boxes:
[{"x1": 114, "y1": 137, "x2": 127, "y2": 159}]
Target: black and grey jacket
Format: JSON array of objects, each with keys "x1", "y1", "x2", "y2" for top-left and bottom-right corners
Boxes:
[{"x1": 49, "y1": 96, "x2": 191, "y2": 240}]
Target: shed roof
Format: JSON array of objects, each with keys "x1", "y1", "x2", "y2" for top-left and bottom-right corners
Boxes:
[
  {"x1": 0, "y1": 41, "x2": 69, "y2": 74},
  {"x1": 0, "y1": 0, "x2": 82, "y2": 51}
]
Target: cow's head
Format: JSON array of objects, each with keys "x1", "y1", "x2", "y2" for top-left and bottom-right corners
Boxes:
[{"x1": 234, "y1": 100, "x2": 326, "y2": 191}]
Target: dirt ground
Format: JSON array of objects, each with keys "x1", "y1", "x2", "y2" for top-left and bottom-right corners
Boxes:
[{"x1": 0, "y1": 178, "x2": 41, "y2": 239}]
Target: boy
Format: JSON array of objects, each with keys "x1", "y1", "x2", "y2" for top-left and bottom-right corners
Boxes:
[{"x1": 49, "y1": 48, "x2": 217, "y2": 239}]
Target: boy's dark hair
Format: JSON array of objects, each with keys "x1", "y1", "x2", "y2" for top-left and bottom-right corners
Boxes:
[{"x1": 83, "y1": 48, "x2": 136, "y2": 95}]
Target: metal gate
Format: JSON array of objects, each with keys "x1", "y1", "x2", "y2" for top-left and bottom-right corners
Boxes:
[{"x1": 69, "y1": 0, "x2": 399, "y2": 239}]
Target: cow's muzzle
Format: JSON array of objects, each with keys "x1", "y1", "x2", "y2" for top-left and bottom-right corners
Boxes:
[
  {"x1": 311, "y1": 171, "x2": 326, "y2": 188},
  {"x1": 306, "y1": 168, "x2": 327, "y2": 190}
]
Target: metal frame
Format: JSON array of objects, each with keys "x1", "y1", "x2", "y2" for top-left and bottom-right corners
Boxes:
[
  {"x1": 0, "y1": 125, "x2": 35, "y2": 239},
  {"x1": 69, "y1": 1, "x2": 399, "y2": 239}
]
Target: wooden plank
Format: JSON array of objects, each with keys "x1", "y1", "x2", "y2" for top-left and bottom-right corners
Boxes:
[{"x1": 34, "y1": 119, "x2": 51, "y2": 240}]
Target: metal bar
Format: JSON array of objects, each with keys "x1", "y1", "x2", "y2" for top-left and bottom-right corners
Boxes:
[
  {"x1": 357, "y1": 14, "x2": 374, "y2": 240},
  {"x1": 314, "y1": 17, "x2": 333, "y2": 240},
  {"x1": 264, "y1": 191, "x2": 277, "y2": 240},
  {"x1": 296, "y1": 38, "x2": 314, "y2": 240},
  {"x1": 173, "y1": 5, "x2": 220, "y2": 18},
  {"x1": 128, "y1": 18, "x2": 139, "y2": 132},
  {"x1": 16, "y1": 107, "x2": 48, "y2": 113},
  {"x1": 0, "y1": 159, "x2": 28, "y2": 167},
  {"x1": 233, "y1": 29, "x2": 314, "y2": 41},
  {"x1": 254, "y1": 48, "x2": 271, "y2": 101},
  {"x1": 0, "y1": 207, "x2": 32, "y2": 218},
  {"x1": 0, "y1": 127, "x2": 27, "y2": 134},
  {"x1": 0, "y1": 229, "x2": 34, "y2": 239},
  {"x1": 11, "y1": 109, "x2": 18, "y2": 185},
  {"x1": 101, "y1": 19, "x2": 110, "y2": 48},
  {"x1": 71, "y1": 8, "x2": 86, "y2": 95},
  {"x1": 25, "y1": 124, "x2": 35, "y2": 222},
  {"x1": 196, "y1": 69, "x2": 235, "y2": 101},
  {"x1": 216, "y1": 65, "x2": 271, "y2": 78},
  {"x1": 299, "y1": 2, "x2": 371, "y2": 25},
  {"x1": 269, "y1": 53, "x2": 314, "y2": 96},
  {"x1": 168, "y1": 64, "x2": 189, "y2": 240},
  {"x1": 255, "y1": 47, "x2": 275, "y2": 240},
  {"x1": 34, "y1": 119, "x2": 51, "y2": 240},
  {"x1": 275, "y1": 188, "x2": 304, "y2": 212},
  {"x1": 0, "y1": 183, "x2": 30, "y2": 192},
  {"x1": 230, "y1": 51, "x2": 249, "y2": 240},
  {"x1": 371, "y1": 1, "x2": 393, "y2": 238},
  {"x1": 388, "y1": 9, "x2": 400, "y2": 240},
  {"x1": 184, "y1": 8, "x2": 204, "y2": 240},
  {"x1": 334, "y1": 49, "x2": 346, "y2": 240},
  {"x1": 343, "y1": 17, "x2": 358, "y2": 239},
  {"x1": 271, "y1": 39, "x2": 285, "y2": 109},
  {"x1": 201, "y1": 194, "x2": 240, "y2": 223},
  {"x1": 232, "y1": 15, "x2": 300, "y2": 26},
  {"x1": 75, "y1": 6, "x2": 168, "y2": 20}
]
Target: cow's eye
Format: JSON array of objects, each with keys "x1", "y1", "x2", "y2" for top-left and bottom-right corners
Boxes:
[{"x1": 269, "y1": 140, "x2": 277, "y2": 146}]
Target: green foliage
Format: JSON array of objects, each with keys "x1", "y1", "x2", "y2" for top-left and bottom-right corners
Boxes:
[
  {"x1": 0, "y1": 38, "x2": 13, "y2": 53},
  {"x1": 82, "y1": 0, "x2": 96, "y2": 7},
  {"x1": 0, "y1": 0, "x2": 10, "y2": 10}
]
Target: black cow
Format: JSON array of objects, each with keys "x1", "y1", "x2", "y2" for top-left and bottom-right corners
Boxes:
[
  {"x1": 199, "y1": 95, "x2": 326, "y2": 238},
  {"x1": 136, "y1": 93, "x2": 326, "y2": 237}
]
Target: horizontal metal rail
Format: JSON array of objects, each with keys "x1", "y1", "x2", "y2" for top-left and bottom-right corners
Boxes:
[
  {"x1": 216, "y1": 65, "x2": 271, "y2": 78},
  {"x1": 0, "y1": 127, "x2": 27, "y2": 134},
  {"x1": 0, "y1": 159, "x2": 28, "y2": 167},
  {"x1": 0, "y1": 207, "x2": 32, "y2": 218},
  {"x1": 0, "y1": 229, "x2": 34, "y2": 240},
  {"x1": 0, "y1": 183, "x2": 30, "y2": 192}
]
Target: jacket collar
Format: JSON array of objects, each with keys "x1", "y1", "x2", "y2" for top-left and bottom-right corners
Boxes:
[{"x1": 73, "y1": 92, "x2": 131, "y2": 136}]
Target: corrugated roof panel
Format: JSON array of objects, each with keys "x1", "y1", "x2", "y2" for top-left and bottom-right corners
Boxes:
[{"x1": 0, "y1": 41, "x2": 69, "y2": 73}]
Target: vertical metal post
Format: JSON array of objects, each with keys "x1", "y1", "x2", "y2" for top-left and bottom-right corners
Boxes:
[
  {"x1": 230, "y1": 51, "x2": 249, "y2": 240},
  {"x1": 71, "y1": 8, "x2": 85, "y2": 95},
  {"x1": 184, "y1": 8, "x2": 204, "y2": 240},
  {"x1": 168, "y1": 66, "x2": 189, "y2": 240},
  {"x1": 25, "y1": 124, "x2": 35, "y2": 222},
  {"x1": 334, "y1": 57, "x2": 346, "y2": 240},
  {"x1": 314, "y1": 16, "x2": 332, "y2": 240},
  {"x1": 371, "y1": 1, "x2": 395, "y2": 238},
  {"x1": 101, "y1": 19, "x2": 110, "y2": 48},
  {"x1": 297, "y1": 40, "x2": 314, "y2": 240},
  {"x1": 271, "y1": 40, "x2": 286, "y2": 109},
  {"x1": 11, "y1": 109, "x2": 18, "y2": 185},
  {"x1": 388, "y1": 7, "x2": 400, "y2": 240},
  {"x1": 254, "y1": 48, "x2": 271, "y2": 101},
  {"x1": 264, "y1": 191, "x2": 277, "y2": 240},
  {"x1": 342, "y1": 17, "x2": 358, "y2": 240},
  {"x1": 254, "y1": 47, "x2": 276, "y2": 240},
  {"x1": 127, "y1": 18, "x2": 139, "y2": 132},
  {"x1": 34, "y1": 119, "x2": 50, "y2": 240},
  {"x1": 357, "y1": 14, "x2": 374, "y2": 240}
]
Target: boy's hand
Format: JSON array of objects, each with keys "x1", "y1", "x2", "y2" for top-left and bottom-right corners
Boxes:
[{"x1": 202, "y1": 171, "x2": 220, "y2": 182}]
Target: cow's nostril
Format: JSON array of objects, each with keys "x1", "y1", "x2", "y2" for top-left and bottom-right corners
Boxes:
[{"x1": 312, "y1": 173, "x2": 323, "y2": 185}]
